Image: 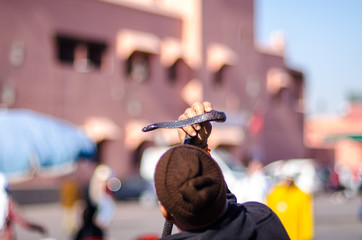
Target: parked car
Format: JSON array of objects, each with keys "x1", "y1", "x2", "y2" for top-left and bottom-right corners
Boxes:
[{"x1": 113, "y1": 175, "x2": 154, "y2": 202}]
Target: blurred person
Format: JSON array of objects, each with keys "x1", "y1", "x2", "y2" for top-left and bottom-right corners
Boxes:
[
  {"x1": 74, "y1": 203, "x2": 104, "y2": 240},
  {"x1": 336, "y1": 164, "x2": 358, "y2": 198},
  {"x1": 327, "y1": 166, "x2": 343, "y2": 192},
  {"x1": 0, "y1": 173, "x2": 47, "y2": 240},
  {"x1": 153, "y1": 101, "x2": 290, "y2": 239},
  {"x1": 88, "y1": 164, "x2": 116, "y2": 228},
  {"x1": 60, "y1": 176, "x2": 82, "y2": 234},
  {"x1": 266, "y1": 163, "x2": 314, "y2": 240},
  {"x1": 85, "y1": 164, "x2": 118, "y2": 239},
  {"x1": 238, "y1": 158, "x2": 269, "y2": 203}
]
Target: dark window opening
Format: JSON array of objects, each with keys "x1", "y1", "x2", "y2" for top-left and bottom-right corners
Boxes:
[
  {"x1": 167, "y1": 59, "x2": 181, "y2": 84},
  {"x1": 126, "y1": 52, "x2": 150, "y2": 83},
  {"x1": 288, "y1": 69, "x2": 304, "y2": 111},
  {"x1": 56, "y1": 37, "x2": 76, "y2": 64},
  {"x1": 55, "y1": 35, "x2": 107, "y2": 71},
  {"x1": 272, "y1": 87, "x2": 291, "y2": 107},
  {"x1": 167, "y1": 59, "x2": 192, "y2": 85},
  {"x1": 95, "y1": 140, "x2": 105, "y2": 164},
  {"x1": 214, "y1": 66, "x2": 226, "y2": 86}
]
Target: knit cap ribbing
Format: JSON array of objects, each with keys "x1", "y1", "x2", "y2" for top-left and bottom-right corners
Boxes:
[{"x1": 154, "y1": 144, "x2": 227, "y2": 230}]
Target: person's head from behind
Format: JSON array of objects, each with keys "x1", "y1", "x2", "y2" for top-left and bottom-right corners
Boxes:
[{"x1": 154, "y1": 144, "x2": 227, "y2": 231}]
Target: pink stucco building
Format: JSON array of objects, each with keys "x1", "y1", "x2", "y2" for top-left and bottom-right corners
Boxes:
[
  {"x1": 305, "y1": 101, "x2": 362, "y2": 191},
  {"x1": 0, "y1": 0, "x2": 306, "y2": 191}
]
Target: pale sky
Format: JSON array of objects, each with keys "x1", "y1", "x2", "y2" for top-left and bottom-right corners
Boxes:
[{"x1": 255, "y1": 0, "x2": 362, "y2": 117}]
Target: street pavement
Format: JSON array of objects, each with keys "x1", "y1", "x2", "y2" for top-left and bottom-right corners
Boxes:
[{"x1": 15, "y1": 193, "x2": 361, "y2": 240}]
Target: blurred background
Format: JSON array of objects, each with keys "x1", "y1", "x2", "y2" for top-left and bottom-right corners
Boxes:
[{"x1": 0, "y1": 0, "x2": 361, "y2": 239}]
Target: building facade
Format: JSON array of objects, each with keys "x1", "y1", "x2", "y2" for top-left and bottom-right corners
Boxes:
[
  {"x1": 305, "y1": 101, "x2": 362, "y2": 192},
  {"x1": 0, "y1": 0, "x2": 306, "y2": 188}
]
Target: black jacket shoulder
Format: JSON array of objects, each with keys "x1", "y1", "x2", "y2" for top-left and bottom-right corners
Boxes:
[
  {"x1": 242, "y1": 202, "x2": 290, "y2": 240},
  {"x1": 161, "y1": 202, "x2": 290, "y2": 240}
]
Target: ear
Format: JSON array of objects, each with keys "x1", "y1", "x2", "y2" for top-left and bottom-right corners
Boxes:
[{"x1": 160, "y1": 205, "x2": 173, "y2": 222}]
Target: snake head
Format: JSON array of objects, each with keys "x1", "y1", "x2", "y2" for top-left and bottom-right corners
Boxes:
[
  {"x1": 142, "y1": 124, "x2": 159, "y2": 132},
  {"x1": 214, "y1": 112, "x2": 226, "y2": 122}
]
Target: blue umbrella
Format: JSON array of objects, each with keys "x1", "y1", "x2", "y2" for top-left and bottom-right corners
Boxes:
[{"x1": 0, "y1": 109, "x2": 97, "y2": 182}]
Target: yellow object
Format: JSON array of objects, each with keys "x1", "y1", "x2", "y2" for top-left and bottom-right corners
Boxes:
[
  {"x1": 60, "y1": 179, "x2": 80, "y2": 208},
  {"x1": 60, "y1": 178, "x2": 81, "y2": 234},
  {"x1": 266, "y1": 183, "x2": 314, "y2": 240}
]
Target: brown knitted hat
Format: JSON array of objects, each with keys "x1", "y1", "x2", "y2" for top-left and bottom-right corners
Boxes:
[{"x1": 154, "y1": 144, "x2": 227, "y2": 231}]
